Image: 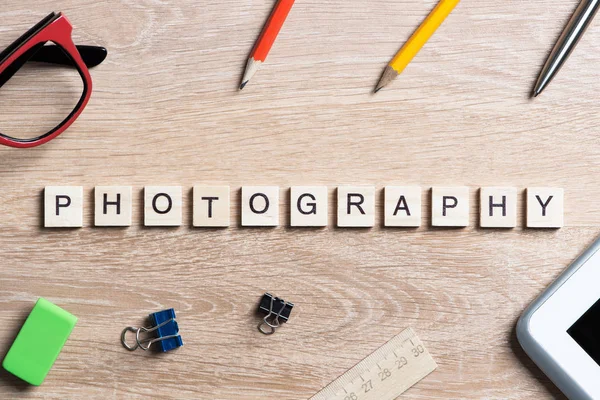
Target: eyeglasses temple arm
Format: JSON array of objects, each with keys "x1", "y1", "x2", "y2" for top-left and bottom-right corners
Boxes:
[
  {"x1": 30, "y1": 45, "x2": 107, "y2": 68},
  {"x1": 0, "y1": 42, "x2": 46, "y2": 89}
]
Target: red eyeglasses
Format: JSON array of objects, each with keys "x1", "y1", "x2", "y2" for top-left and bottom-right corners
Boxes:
[{"x1": 0, "y1": 12, "x2": 106, "y2": 148}]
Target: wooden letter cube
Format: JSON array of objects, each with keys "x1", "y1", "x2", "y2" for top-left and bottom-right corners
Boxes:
[
  {"x1": 337, "y1": 186, "x2": 375, "y2": 227},
  {"x1": 193, "y1": 186, "x2": 230, "y2": 227},
  {"x1": 144, "y1": 186, "x2": 182, "y2": 226},
  {"x1": 94, "y1": 186, "x2": 132, "y2": 227},
  {"x1": 527, "y1": 187, "x2": 564, "y2": 228},
  {"x1": 479, "y1": 187, "x2": 517, "y2": 228},
  {"x1": 384, "y1": 186, "x2": 421, "y2": 227},
  {"x1": 241, "y1": 186, "x2": 279, "y2": 227},
  {"x1": 44, "y1": 186, "x2": 83, "y2": 228},
  {"x1": 431, "y1": 187, "x2": 470, "y2": 227},
  {"x1": 290, "y1": 186, "x2": 328, "y2": 227}
]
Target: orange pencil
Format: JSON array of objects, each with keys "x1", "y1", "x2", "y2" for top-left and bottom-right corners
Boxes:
[{"x1": 240, "y1": 0, "x2": 296, "y2": 89}]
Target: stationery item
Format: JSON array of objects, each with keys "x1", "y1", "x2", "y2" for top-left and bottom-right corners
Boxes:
[
  {"x1": 375, "y1": 0, "x2": 460, "y2": 93},
  {"x1": 310, "y1": 328, "x2": 437, "y2": 400},
  {"x1": 258, "y1": 293, "x2": 293, "y2": 335},
  {"x1": 240, "y1": 0, "x2": 296, "y2": 89},
  {"x1": 518, "y1": 235, "x2": 600, "y2": 399},
  {"x1": 2, "y1": 298, "x2": 77, "y2": 386},
  {"x1": 121, "y1": 309, "x2": 183, "y2": 352},
  {"x1": 533, "y1": 0, "x2": 600, "y2": 96},
  {"x1": 0, "y1": 12, "x2": 106, "y2": 148}
]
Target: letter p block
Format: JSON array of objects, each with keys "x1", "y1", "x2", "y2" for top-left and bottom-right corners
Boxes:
[{"x1": 44, "y1": 186, "x2": 83, "y2": 228}]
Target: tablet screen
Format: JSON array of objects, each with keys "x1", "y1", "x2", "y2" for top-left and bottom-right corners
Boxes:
[{"x1": 568, "y1": 298, "x2": 600, "y2": 366}]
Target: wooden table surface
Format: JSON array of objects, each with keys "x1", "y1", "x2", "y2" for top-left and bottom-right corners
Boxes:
[{"x1": 1, "y1": 0, "x2": 598, "y2": 398}]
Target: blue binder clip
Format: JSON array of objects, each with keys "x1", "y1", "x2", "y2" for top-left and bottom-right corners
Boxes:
[{"x1": 121, "y1": 308, "x2": 183, "y2": 352}]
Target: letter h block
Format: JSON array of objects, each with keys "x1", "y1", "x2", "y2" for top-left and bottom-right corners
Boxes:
[{"x1": 95, "y1": 186, "x2": 132, "y2": 226}]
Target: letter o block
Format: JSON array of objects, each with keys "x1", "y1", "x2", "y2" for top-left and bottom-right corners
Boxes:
[
  {"x1": 241, "y1": 186, "x2": 279, "y2": 227},
  {"x1": 144, "y1": 186, "x2": 182, "y2": 226}
]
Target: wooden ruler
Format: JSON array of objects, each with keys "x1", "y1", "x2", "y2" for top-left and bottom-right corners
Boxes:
[{"x1": 310, "y1": 328, "x2": 437, "y2": 400}]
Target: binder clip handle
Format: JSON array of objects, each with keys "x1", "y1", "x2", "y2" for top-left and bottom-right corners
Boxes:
[
  {"x1": 121, "y1": 317, "x2": 180, "y2": 351},
  {"x1": 258, "y1": 294, "x2": 288, "y2": 335}
]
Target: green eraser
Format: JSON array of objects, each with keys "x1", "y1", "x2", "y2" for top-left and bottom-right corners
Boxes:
[{"x1": 2, "y1": 298, "x2": 77, "y2": 385}]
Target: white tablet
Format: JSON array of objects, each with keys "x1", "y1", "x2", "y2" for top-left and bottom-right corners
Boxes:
[{"x1": 517, "y1": 237, "x2": 600, "y2": 399}]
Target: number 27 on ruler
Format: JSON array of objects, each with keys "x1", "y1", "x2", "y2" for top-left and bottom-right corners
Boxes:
[{"x1": 310, "y1": 328, "x2": 437, "y2": 400}]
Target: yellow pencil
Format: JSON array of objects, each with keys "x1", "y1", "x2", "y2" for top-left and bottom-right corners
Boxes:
[{"x1": 375, "y1": 0, "x2": 460, "y2": 93}]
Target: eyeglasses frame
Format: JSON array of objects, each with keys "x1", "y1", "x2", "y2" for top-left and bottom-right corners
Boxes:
[{"x1": 0, "y1": 12, "x2": 93, "y2": 148}]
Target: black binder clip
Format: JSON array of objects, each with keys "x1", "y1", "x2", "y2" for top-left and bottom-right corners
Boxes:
[
  {"x1": 258, "y1": 293, "x2": 293, "y2": 335},
  {"x1": 121, "y1": 308, "x2": 183, "y2": 352}
]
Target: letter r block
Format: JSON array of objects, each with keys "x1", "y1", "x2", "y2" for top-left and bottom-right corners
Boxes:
[
  {"x1": 144, "y1": 186, "x2": 182, "y2": 227},
  {"x1": 431, "y1": 187, "x2": 470, "y2": 227},
  {"x1": 290, "y1": 186, "x2": 328, "y2": 227},
  {"x1": 527, "y1": 187, "x2": 564, "y2": 228},
  {"x1": 337, "y1": 186, "x2": 375, "y2": 227},
  {"x1": 94, "y1": 186, "x2": 132, "y2": 227},
  {"x1": 479, "y1": 187, "x2": 517, "y2": 228},
  {"x1": 241, "y1": 186, "x2": 279, "y2": 227},
  {"x1": 44, "y1": 186, "x2": 83, "y2": 228}
]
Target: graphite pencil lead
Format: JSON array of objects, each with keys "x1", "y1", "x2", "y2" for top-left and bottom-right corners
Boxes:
[
  {"x1": 240, "y1": 58, "x2": 262, "y2": 90},
  {"x1": 374, "y1": 66, "x2": 398, "y2": 93}
]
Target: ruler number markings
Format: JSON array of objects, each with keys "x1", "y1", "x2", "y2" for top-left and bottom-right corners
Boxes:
[{"x1": 310, "y1": 328, "x2": 437, "y2": 400}]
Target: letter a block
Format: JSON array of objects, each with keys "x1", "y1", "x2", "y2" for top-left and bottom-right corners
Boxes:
[
  {"x1": 384, "y1": 186, "x2": 421, "y2": 227},
  {"x1": 241, "y1": 186, "x2": 279, "y2": 227},
  {"x1": 337, "y1": 186, "x2": 375, "y2": 227},
  {"x1": 94, "y1": 186, "x2": 132, "y2": 227},
  {"x1": 527, "y1": 187, "x2": 564, "y2": 228},
  {"x1": 144, "y1": 186, "x2": 182, "y2": 226},
  {"x1": 290, "y1": 186, "x2": 328, "y2": 227},
  {"x1": 479, "y1": 187, "x2": 517, "y2": 228},
  {"x1": 193, "y1": 186, "x2": 230, "y2": 227},
  {"x1": 431, "y1": 187, "x2": 470, "y2": 227},
  {"x1": 44, "y1": 186, "x2": 83, "y2": 228}
]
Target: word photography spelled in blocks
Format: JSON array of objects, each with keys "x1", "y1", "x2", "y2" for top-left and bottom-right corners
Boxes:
[{"x1": 42, "y1": 185, "x2": 565, "y2": 229}]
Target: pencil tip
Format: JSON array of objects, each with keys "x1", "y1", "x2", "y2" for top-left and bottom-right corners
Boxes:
[
  {"x1": 374, "y1": 66, "x2": 397, "y2": 93},
  {"x1": 239, "y1": 81, "x2": 248, "y2": 90}
]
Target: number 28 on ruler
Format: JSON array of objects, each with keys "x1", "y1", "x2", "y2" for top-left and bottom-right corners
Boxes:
[{"x1": 310, "y1": 328, "x2": 436, "y2": 400}]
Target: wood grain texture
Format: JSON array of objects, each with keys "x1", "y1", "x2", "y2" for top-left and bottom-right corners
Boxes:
[{"x1": 0, "y1": 0, "x2": 597, "y2": 398}]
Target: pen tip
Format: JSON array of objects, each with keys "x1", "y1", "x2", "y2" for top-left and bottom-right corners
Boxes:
[
  {"x1": 239, "y1": 81, "x2": 248, "y2": 90},
  {"x1": 532, "y1": 89, "x2": 540, "y2": 98},
  {"x1": 374, "y1": 86, "x2": 382, "y2": 94}
]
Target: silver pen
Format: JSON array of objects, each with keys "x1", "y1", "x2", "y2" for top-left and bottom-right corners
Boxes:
[{"x1": 534, "y1": 0, "x2": 600, "y2": 97}]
